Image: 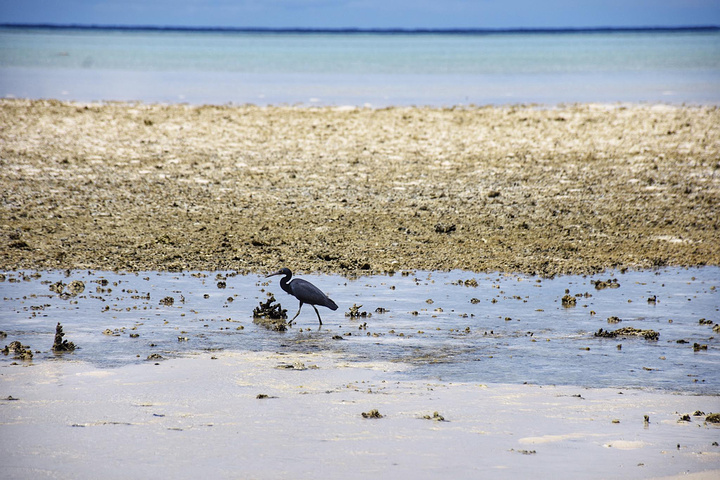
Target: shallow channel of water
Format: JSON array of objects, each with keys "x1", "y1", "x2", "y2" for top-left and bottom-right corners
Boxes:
[{"x1": 1, "y1": 268, "x2": 718, "y2": 393}]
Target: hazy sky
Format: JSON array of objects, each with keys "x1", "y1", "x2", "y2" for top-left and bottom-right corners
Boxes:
[{"x1": 1, "y1": 0, "x2": 719, "y2": 29}]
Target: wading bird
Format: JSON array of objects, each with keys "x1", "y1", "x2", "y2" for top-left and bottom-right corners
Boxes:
[{"x1": 266, "y1": 268, "x2": 338, "y2": 325}]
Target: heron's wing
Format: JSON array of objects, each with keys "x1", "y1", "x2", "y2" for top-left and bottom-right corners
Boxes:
[{"x1": 289, "y1": 279, "x2": 337, "y2": 310}]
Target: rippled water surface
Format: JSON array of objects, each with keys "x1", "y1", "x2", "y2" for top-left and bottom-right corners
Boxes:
[{"x1": 1, "y1": 268, "x2": 718, "y2": 393}]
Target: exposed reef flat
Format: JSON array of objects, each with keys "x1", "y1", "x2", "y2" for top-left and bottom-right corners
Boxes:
[{"x1": 1, "y1": 100, "x2": 718, "y2": 275}]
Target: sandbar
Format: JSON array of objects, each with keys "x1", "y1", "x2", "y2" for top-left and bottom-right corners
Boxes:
[{"x1": 1, "y1": 352, "x2": 719, "y2": 479}]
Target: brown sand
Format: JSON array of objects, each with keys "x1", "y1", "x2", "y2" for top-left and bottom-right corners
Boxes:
[{"x1": 1, "y1": 100, "x2": 718, "y2": 275}]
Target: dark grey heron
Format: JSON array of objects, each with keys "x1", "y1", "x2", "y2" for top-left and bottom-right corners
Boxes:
[{"x1": 266, "y1": 268, "x2": 338, "y2": 325}]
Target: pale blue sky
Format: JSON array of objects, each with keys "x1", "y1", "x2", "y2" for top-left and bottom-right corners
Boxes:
[{"x1": 1, "y1": 0, "x2": 719, "y2": 29}]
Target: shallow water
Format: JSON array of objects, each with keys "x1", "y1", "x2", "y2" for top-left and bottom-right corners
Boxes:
[
  {"x1": 2, "y1": 28, "x2": 719, "y2": 105},
  {"x1": 1, "y1": 268, "x2": 718, "y2": 393}
]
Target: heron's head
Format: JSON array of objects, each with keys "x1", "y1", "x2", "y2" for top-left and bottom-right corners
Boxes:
[{"x1": 266, "y1": 267, "x2": 292, "y2": 278}]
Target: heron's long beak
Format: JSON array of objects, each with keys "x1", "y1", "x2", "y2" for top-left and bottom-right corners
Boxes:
[{"x1": 266, "y1": 270, "x2": 283, "y2": 278}]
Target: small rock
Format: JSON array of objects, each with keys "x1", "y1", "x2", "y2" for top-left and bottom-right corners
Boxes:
[
  {"x1": 422, "y1": 411, "x2": 447, "y2": 422},
  {"x1": 595, "y1": 327, "x2": 659, "y2": 341},
  {"x1": 592, "y1": 278, "x2": 620, "y2": 290},
  {"x1": 434, "y1": 223, "x2": 456, "y2": 234},
  {"x1": 561, "y1": 295, "x2": 577, "y2": 307},
  {"x1": 362, "y1": 409, "x2": 383, "y2": 419},
  {"x1": 159, "y1": 296, "x2": 174, "y2": 306},
  {"x1": 49, "y1": 281, "x2": 65, "y2": 294},
  {"x1": 2, "y1": 341, "x2": 33, "y2": 360},
  {"x1": 66, "y1": 280, "x2": 85, "y2": 295}
]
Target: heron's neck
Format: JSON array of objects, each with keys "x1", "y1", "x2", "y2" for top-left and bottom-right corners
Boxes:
[{"x1": 280, "y1": 276, "x2": 293, "y2": 295}]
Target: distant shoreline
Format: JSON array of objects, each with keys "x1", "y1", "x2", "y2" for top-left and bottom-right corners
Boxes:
[{"x1": 2, "y1": 23, "x2": 719, "y2": 35}]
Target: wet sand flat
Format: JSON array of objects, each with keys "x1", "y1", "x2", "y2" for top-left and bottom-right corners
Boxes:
[
  {"x1": 1, "y1": 100, "x2": 719, "y2": 276},
  {"x1": 1, "y1": 352, "x2": 719, "y2": 479}
]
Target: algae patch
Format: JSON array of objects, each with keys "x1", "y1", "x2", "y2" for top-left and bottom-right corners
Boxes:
[{"x1": 594, "y1": 327, "x2": 659, "y2": 341}]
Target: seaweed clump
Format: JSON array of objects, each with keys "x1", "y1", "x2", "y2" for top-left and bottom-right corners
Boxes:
[
  {"x1": 2, "y1": 341, "x2": 33, "y2": 361},
  {"x1": 66, "y1": 280, "x2": 85, "y2": 295},
  {"x1": 595, "y1": 327, "x2": 659, "y2": 341},
  {"x1": 705, "y1": 413, "x2": 720, "y2": 423},
  {"x1": 561, "y1": 294, "x2": 577, "y2": 307},
  {"x1": 592, "y1": 278, "x2": 620, "y2": 290},
  {"x1": 253, "y1": 295, "x2": 288, "y2": 331},
  {"x1": 346, "y1": 304, "x2": 371, "y2": 319},
  {"x1": 49, "y1": 280, "x2": 85, "y2": 298},
  {"x1": 422, "y1": 411, "x2": 447, "y2": 422},
  {"x1": 159, "y1": 296, "x2": 174, "y2": 306},
  {"x1": 361, "y1": 409, "x2": 383, "y2": 419},
  {"x1": 52, "y1": 323, "x2": 76, "y2": 352},
  {"x1": 253, "y1": 295, "x2": 287, "y2": 320}
]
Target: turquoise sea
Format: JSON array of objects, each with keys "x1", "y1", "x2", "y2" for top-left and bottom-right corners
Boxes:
[{"x1": 1, "y1": 26, "x2": 719, "y2": 105}]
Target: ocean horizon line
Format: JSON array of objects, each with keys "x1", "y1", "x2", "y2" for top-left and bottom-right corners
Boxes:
[{"x1": 2, "y1": 23, "x2": 719, "y2": 35}]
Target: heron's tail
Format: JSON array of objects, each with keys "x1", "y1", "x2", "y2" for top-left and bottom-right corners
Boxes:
[{"x1": 325, "y1": 298, "x2": 338, "y2": 311}]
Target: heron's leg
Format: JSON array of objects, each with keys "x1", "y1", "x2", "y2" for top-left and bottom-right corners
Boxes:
[
  {"x1": 288, "y1": 302, "x2": 303, "y2": 325},
  {"x1": 311, "y1": 305, "x2": 323, "y2": 326}
]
